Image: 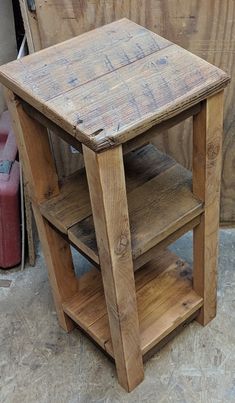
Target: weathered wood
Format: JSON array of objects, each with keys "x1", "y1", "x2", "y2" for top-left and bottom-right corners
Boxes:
[
  {"x1": 19, "y1": 0, "x2": 42, "y2": 53},
  {"x1": 134, "y1": 216, "x2": 201, "y2": 271},
  {"x1": 33, "y1": 205, "x2": 78, "y2": 331},
  {"x1": 4, "y1": 89, "x2": 59, "y2": 204},
  {"x1": 142, "y1": 311, "x2": 198, "y2": 363},
  {"x1": 69, "y1": 162, "x2": 203, "y2": 262},
  {"x1": 39, "y1": 144, "x2": 203, "y2": 266},
  {"x1": 83, "y1": 144, "x2": 144, "y2": 392},
  {"x1": 21, "y1": 98, "x2": 200, "y2": 156},
  {"x1": 193, "y1": 91, "x2": 224, "y2": 325},
  {"x1": 24, "y1": 180, "x2": 36, "y2": 266},
  {"x1": 63, "y1": 250, "x2": 203, "y2": 358},
  {"x1": 22, "y1": 100, "x2": 82, "y2": 152},
  {"x1": 0, "y1": 19, "x2": 229, "y2": 152},
  {"x1": 40, "y1": 145, "x2": 174, "y2": 233},
  {"x1": 4, "y1": 88, "x2": 77, "y2": 331},
  {"x1": 21, "y1": 1, "x2": 234, "y2": 224},
  {"x1": 123, "y1": 103, "x2": 201, "y2": 154}
]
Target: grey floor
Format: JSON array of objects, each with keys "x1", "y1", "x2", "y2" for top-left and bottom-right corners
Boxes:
[{"x1": 0, "y1": 230, "x2": 234, "y2": 403}]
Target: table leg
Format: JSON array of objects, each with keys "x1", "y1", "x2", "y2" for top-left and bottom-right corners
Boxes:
[
  {"x1": 193, "y1": 91, "x2": 224, "y2": 325},
  {"x1": 5, "y1": 89, "x2": 78, "y2": 331},
  {"x1": 83, "y1": 145, "x2": 144, "y2": 392}
]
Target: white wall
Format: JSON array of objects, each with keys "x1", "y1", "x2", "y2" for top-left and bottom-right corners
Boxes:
[{"x1": 0, "y1": 0, "x2": 17, "y2": 113}]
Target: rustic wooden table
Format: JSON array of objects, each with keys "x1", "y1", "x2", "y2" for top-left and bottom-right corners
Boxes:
[{"x1": 0, "y1": 19, "x2": 229, "y2": 392}]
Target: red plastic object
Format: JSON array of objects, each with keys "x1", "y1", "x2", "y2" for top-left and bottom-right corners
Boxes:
[{"x1": 0, "y1": 111, "x2": 21, "y2": 268}]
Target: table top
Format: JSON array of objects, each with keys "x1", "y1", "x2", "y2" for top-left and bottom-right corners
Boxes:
[{"x1": 0, "y1": 18, "x2": 230, "y2": 152}]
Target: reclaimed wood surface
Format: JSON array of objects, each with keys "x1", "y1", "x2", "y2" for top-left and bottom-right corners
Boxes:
[
  {"x1": 19, "y1": 0, "x2": 41, "y2": 53},
  {"x1": 83, "y1": 144, "x2": 144, "y2": 392},
  {"x1": 193, "y1": 91, "x2": 224, "y2": 325},
  {"x1": 63, "y1": 250, "x2": 203, "y2": 358},
  {"x1": 21, "y1": 0, "x2": 234, "y2": 223},
  {"x1": 4, "y1": 89, "x2": 59, "y2": 204},
  {"x1": 39, "y1": 144, "x2": 203, "y2": 266},
  {"x1": 40, "y1": 145, "x2": 174, "y2": 232},
  {"x1": 5, "y1": 88, "x2": 78, "y2": 332},
  {"x1": 69, "y1": 161, "x2": 203, "y2": 261},
  {"x1": 0, "y1": 19, "x2": 229, "y2": 152}
]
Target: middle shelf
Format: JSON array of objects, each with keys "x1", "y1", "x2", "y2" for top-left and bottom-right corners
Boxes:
[{"x1": 40, "y1": 144, "x2": 204, "y2": 266}]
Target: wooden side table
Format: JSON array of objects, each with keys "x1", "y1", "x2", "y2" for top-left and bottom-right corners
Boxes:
[{"x1": 0, "y1": 19, "x2": 230, "y2": 392}]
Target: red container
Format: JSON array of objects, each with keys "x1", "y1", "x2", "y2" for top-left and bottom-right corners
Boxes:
[{"x1": 0, "y1": 111, "x2": 21, "y2": 268}]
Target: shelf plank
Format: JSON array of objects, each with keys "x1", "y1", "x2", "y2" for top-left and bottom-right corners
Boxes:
[
  {"x1": 63, "y1": 250, "x2": 203, "y2": 358},
  {"x1": 40, "y1": 144, "x2": 174, "y2": 233},
  {"x1": 68, "y1": 162, "x2": 203, "y2": 262},
  {"x1": 40, "y1": 144, "x2": 204, "y2": 264}
]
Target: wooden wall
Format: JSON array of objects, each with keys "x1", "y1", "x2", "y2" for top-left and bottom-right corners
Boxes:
[{"x1": 22, "y1": 1, "x2": 235, "y2": 224}]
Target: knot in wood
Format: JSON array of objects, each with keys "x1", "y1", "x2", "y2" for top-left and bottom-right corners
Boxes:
[
  {"x1": 207, "y1": 142, "x2": 220, "y2": 161},
  {"x1": 115, "y1": 234, "x2": 129, "y2": 256}
]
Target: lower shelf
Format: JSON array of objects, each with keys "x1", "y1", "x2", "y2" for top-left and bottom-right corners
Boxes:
[{"x1": 63, "y1": 250, "x2": 203, "y2": 358}]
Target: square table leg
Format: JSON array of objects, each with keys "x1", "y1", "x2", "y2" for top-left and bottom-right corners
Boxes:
[
  {"x1": 192, "y1": 91, "x2": 224, "y2": 325},
  {"x1": 83, "y1": 144, "x2": 144, "y2": 392},
  {"x1": 5, "y1": 89, "x2": 78, "y2": 332}
]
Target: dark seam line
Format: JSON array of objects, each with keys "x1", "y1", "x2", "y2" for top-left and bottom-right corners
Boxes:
[{"x1": 45, "y1": 43, "x2": 174, "y2": 104}]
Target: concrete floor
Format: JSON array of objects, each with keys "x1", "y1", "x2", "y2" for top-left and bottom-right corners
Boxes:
[{"x1": 0, "y1": 230, "x2": 234, "y2": 403}]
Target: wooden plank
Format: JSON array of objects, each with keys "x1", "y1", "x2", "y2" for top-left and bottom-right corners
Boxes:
[
  {"x1": 19, "y1": 0, "x2": 42, "y2": 53},
  {"x1": 0, "y1": 19, "x2": 170, "y2": 103},
  {"x1": 40, "y1": 144, "x2": 174, "y2": 233},
  {"x1": 82, "y1": 144, "x2": 144, "y2": 392},
  {"x1": 123, "y1": 103, "x2": 201, "y2": 154},
  {"x1": 142, "y1": 311, "x2": 198, "y2": 363},
  {"x1": 48, "y1": 46, "x2": 228, "y2": 152},
  {"x1": 40, "y1": 168, "x2": 89, "y2": 233},
  {"x1": 21, "y1": 99, "x2": 200, "y2": 156},
  {"x1": 39, "y1": 144, "x2": 203, "y2": 266},
  {"x1": 24, "y1": 181, "x2": 36, "y2": 266},
  {"x1": 4, "y1": 89, "x2": 78, "y2": 331},
  {"x1": 22, "y1": 100, "x2": 82, "y2": 152},
  {"x1": 4, "y1": 89, "x2": 59, "y2": 204},
  {"x1": 68, "y1": 161, "x2": 203, "y2": 262},
  {"x1": 193, "y1": 91, "x2": 224, "y2": 325},
  {"x1": 33, "y1": 204, "x2": 78, "y2": 331},
  {"x1": 63, "y1": 250, "x2": 203, "y2": 358},
  {"x1": 29, "y1": 0, "x2": 235, "y2": 223},
  {"x1": 134, "y1": 216, "x2": 201, "y2": 271},
  {"x1": 0, "y1": 20, "x2": 229, "y2": 152},
  {"x1": 68, "y1": 216, "x2": 201, "y2": 271}
]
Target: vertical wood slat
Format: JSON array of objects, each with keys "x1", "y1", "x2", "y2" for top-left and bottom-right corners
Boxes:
[
  {"x1": 33, "y1": 205, "x2": 78, "y2": 331},
  {"x1": 19, "y1": 0, "x2": 42, "y2": 53},
  {"x1": 4, "y1": 89, "x2": 59, "y2": 204},
  {"x1": 193, "y1": 91, "x2": 224, "y2": 325},
  {"x1": 83, "y1": 144, "x2": 144, "y2": 392},
  {"x1": 5, "y1": 88, "x2": 78, "y2": 331}
]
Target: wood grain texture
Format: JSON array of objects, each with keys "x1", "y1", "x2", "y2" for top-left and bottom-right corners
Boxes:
[
  {"x1": 39, "y1": 144, "x2": 203, "y2": 266},
  {"x1": 24, "y1": 0, "x2": 234, "y2": 223},
  {"x1": 19, "y1": 0, "x2": 42, "y2": 53},
  {"x1": 4, "y1": 89, "x2": 59, "y2": 204},
  {"x1": 63, "y1": 250, "x2": 203, "y2": 358},
  {"x1": 69, "y1": 161, "x2": 203, "y2": 262},
  {"x1": 193, "y1": 91, "x2": 224, "y2": 325},
  {"x1": 0, "y1": 19, "x2": 229, "y2": 152},
  {"x1": 33, "y1": 205, "x2": 78, "y2": 331},
  {"x1": 40, "y1": 144, "x2": 174, "y2": 233},
  {"x1": 4, "y1": 89, "x2": 78, "y2": 331},
  {"x1": 83, "y1": 144, "x2": 144, "y2": 392}
]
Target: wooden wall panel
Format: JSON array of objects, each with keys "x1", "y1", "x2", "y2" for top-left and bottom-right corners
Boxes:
[{"x1": 27, "y1": 1, "x2": 235, "y2": 223}]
